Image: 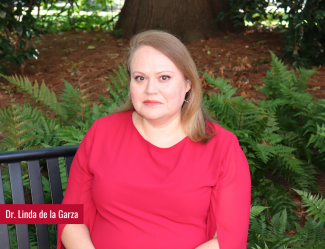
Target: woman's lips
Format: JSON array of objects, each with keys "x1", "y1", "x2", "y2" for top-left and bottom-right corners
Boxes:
[{"x1": 143, "y1": 100, "x2": 162, "y2": 106}]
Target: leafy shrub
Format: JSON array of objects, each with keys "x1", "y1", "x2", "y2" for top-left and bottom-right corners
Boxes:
[
  {"x1": 215, "y1": 0, "x2": 325, "y2": 67},
  {"x1": 0, "y1": 64, "x2": 128, "y2": 149},
  {"x1": 249, "y1": 191, "x2": 325, "y2": 248},
  {"x1": 203, "y1": 51, "x2": 324, "y2": 191},
  {"x1": 0, "y1": 0, "x2": 40, "y2": 74}
]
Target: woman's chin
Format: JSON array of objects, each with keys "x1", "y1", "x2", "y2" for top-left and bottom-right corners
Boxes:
[
  {"x1": 141, "y1": 112, "x2": 165, "y2": 121},
  {"x1": 136, "y1": 109, "x2": 167, "y2": 122}
]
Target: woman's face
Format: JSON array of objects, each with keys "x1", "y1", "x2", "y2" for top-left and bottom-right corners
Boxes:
[{"x1": 129, "y1": 45, "x2": 191, "y2": 125}]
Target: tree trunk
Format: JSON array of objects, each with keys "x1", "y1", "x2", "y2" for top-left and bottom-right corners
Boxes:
[{"x1": 115, "y1": 0, "x2": 239, "y2": 43}]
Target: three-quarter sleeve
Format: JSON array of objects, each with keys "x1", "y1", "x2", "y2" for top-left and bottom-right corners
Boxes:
[
  {"x1": 207, "y1": 135, "x2": 251, "y2": 249},
  {"x1": 57, "y1": 121, "x2": 98, "y2": 249}
]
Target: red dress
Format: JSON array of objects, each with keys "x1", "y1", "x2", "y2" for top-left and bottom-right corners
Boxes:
[{"x1": 57, "y1": 110, "x2": 251, "y2": 249}]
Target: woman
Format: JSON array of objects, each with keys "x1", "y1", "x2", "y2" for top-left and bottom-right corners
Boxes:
[{"x1": 58, "y1": 30, "x2": 251, "y2": 249}]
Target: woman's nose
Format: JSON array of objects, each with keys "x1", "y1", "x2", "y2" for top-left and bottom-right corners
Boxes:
[{"x1": 145, "y1": 78, "x2": 159, "y2": 94}]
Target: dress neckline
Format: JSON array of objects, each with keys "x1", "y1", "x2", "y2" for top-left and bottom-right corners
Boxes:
[{"x1": 129, "y1": 110, "x2": 189, "y2": 149}]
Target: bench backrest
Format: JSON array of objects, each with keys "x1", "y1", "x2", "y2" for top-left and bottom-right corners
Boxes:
[{"x1": 0, "y1": 145, "x2": 78, "y2": 249}]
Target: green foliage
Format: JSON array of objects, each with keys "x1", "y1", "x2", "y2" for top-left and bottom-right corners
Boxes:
[
  {"x1": 0, "y1": 99, "x2": 41, "y2": 151},
  {"x1": 257, "y1": 51, "x2": 325, "y2": 170},
  {"x1": 249, "y1": 206, "x2": 325, "y2": 249},
  {"x1": 203, "y1": 51, "x2": 322, "y2": 190},
  {"x1": 215, "y1": 1, "x2": 325, "y2": 67},
  {"x1": 0, "y1": 0, "x2": 40, "y2": 74},
  {"x1": 0, "y1": 74, "x2": 66, "y2": 117},
  {"x1": 252, "y1": 179, "x2": 298, "y2": 230},
  {"x1": 0, "y1": 0, "x2": 122, "y2": 74},
  {"x1": 277, "y1": 0, "x2": 325, "y2": 67},
  {"x1": 113, "y1": 28, "x2": 124, "y2": 38},
  {"x1": 8, "y1": 224, "x2": 18, "y2": 248},
  {"x1": 0, "y1": 64, "x2": 128, "y2": 149},
  {"x1": 294, "y1": 189, "x2": 325, "y2": 225},
  {"x1": 35, "y1": 0, "x2": 120, "y2": 32}
]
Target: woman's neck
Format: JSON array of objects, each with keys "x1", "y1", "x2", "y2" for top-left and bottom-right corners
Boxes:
[{"x1": 132, "y1": 111, "x2": 187, "y2": 148}]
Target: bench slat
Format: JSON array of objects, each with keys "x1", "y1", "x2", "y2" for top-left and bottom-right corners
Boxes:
[
  {"x1": 27, "y1": 160, "x2": 50, "y2": 249},
  {"x1": 27, "y1": 160, "x2": 45, "y2": 204},
  {"x1": 0, "y1": 168, "x2": 10, "y2": 248},
  {"x1": 8, "y1": 162, "x2": 30, "y2": 249},
  {"x1": 46, "y1": 158, "x2": 63, "y2": 204},
  {"x1": 35, "y1": 224, "x2": 51, "y2": 249},
  {"x1": 64, "y1": 156, "x2": 74, "y2": 178},
  {"x1": 8, "y1": 163, "x2": 25, "y2": 204}
]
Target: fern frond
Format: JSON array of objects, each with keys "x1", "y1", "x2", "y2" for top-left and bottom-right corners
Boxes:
[
  {"x1": 203, "y1": 72, "x2": 237, "y2": 98},
  {"x1": 294, "y1": 189, "x2": 325, "y2": 225},
  {"x1": 307, "y1": 123, "x2": 325, "y2": 154},
  {"x1": 1, "y1": 75, "x2": 66, "y2": 117},
  {"x1": 279, "y1": 83, "x2": 313, "y2": 106},
  {"x1": 0, "y1": 102, "x2": 41, "y2": 151},
  {"x1": 57, "y1": 126, "x2": 86, "y2": 145},
  {"x1": 250, "y1": 206, "x2": 268, "y2": 220},
  {"x1": 270, "y1": 209, "x2": 287, "y2": 236},
  {"x1": 224, "y1": 98, "x2": 268, "y2": 129},
  {"x1": 295, "y1": 67, "x2": 317, "y2": 91}
]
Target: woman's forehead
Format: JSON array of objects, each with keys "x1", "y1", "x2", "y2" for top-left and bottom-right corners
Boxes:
[{"x1": 130, "y1": 46, "x2": 178, "y2": 72}]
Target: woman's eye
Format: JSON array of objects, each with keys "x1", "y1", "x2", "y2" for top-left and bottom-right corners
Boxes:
[
  {"x1": 135, "y1": 76, "x2": 145, "y2": 81},
  {"x1": 160, "y1": 75, "x2": 170, "y2": 81}
]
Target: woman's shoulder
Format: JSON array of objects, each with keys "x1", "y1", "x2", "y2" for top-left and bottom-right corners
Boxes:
[
  {"x1": 210, "y1": 122, "x2": 237, "y2": 141},
  {"x1": 85, "y1": 111, "x2": 132, "y2": 138},
  {"x1": 94, "y1": 111, "x2": 132, "y2": 127}
]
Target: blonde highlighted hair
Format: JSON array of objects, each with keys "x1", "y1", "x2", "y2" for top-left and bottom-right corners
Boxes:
[{"x1": 116, "y1": 30, "x2": 216, "y2": 143}]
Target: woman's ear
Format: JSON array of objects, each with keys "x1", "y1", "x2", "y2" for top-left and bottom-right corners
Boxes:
[{"x1": 186, "y1": 79, "x2": 192, "y2": 92}]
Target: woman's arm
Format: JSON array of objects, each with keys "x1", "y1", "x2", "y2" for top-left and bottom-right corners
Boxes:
[
  {"x1": 206, "y1": 134, "x2": 251, "y2": 248},
  {"x1": 57, "y1": 121, "x2": 99, "y2": 249},
  {"x1": 61, "y1": 224, "x2": 96, "y2": 249}
]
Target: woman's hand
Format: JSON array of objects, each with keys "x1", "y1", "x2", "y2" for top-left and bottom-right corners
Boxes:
[
  {"x1": 195, "y1": 232, "x2": 219, "y2": 249},
  {"x1": 195, "y1": 238, "x2": 219, "y2": 249},
  {"x1": 61, "y1": 224, "x2": 96, "y2": 249}
]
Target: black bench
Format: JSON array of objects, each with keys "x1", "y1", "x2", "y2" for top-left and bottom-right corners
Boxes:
[{"x1": 0, "y1": 145, "x2": 78, "y2": 249}]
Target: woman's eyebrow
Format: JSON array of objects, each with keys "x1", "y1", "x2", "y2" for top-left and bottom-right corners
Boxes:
[
  {"x1": 131, "y1": 71, "x2": 175, "y2": 75},
  {"x1": 156, "y1": 71, "x2": 174, "y2": 74},
  {"x1": 131, "y1": 71, "x2": 144, "y2": 75}
]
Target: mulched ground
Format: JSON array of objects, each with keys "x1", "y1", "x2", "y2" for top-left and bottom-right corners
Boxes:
[
  {"x1": 1, "y1": 29, "x2": 324, "y2": 107},
  {"x1": 0, "y1": 29, "x2": 324, "y2": 222}
]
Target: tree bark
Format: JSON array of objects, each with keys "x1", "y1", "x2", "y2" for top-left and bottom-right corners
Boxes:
[{"x1": 115, "y1": 0, "x2": 239, "y2": 43}]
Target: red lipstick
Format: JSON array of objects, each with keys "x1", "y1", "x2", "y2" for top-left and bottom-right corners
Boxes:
[{"x1": 143, "y1": 100, "x2": 162, "y2": 106}]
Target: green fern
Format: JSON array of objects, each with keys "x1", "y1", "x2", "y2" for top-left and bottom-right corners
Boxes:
[
  {"x1": 256, "y1": 51, "x2": 324, "y2": 169},
  {"x1": 60, "y1": 79, "x2": 91, "y2": 123},
  {"x1": 0, "y1": 100, "x2": 40, "y2": 151},
  {"x1": 250, "y1": 206, "x2": 269, "y2": 220},
  {"x1": 59, "y1": 157, "x2": 68, "y2": 195},
  {"x1": 57, "y1": 126, "x2": 85, "y2": 145},
  {"x1": 248, "y1": 208, "x2": 325, "y2": 249},
  {"x1": 204, "y1": 62, "x2": 318, "y2": 190},
  {"x1": 294, "y1": 189, "x2": 325, "y2": 225},
  {"x1": 1, "y1": 75, "x2": 66, "y2": 117},
  {"x1": 103, "y1": 64, "x2": 129, "y2": 105},
  {"x1": 203, "y1": 73, "x2": 237, "y2": 98},
  {"x1": 306, "y1": 123, "x2": 325, "y2": 154},
  {"x1": 293, "y1": 218, "x2": 325, "y2": 248},
  {"x1": 224, "y1": 98, "x2": 268, "y2": 129},
  {"x1": 257, "y1": 50, "x2": 317, "y2": 100},
  {"x1": 253, "y1": 179, "x2": 298, "y2": 229}
]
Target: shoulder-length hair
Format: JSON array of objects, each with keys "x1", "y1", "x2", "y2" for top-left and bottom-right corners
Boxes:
[{"x1": 115, "y1": 30, "x2": 216, "y2": 144}]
